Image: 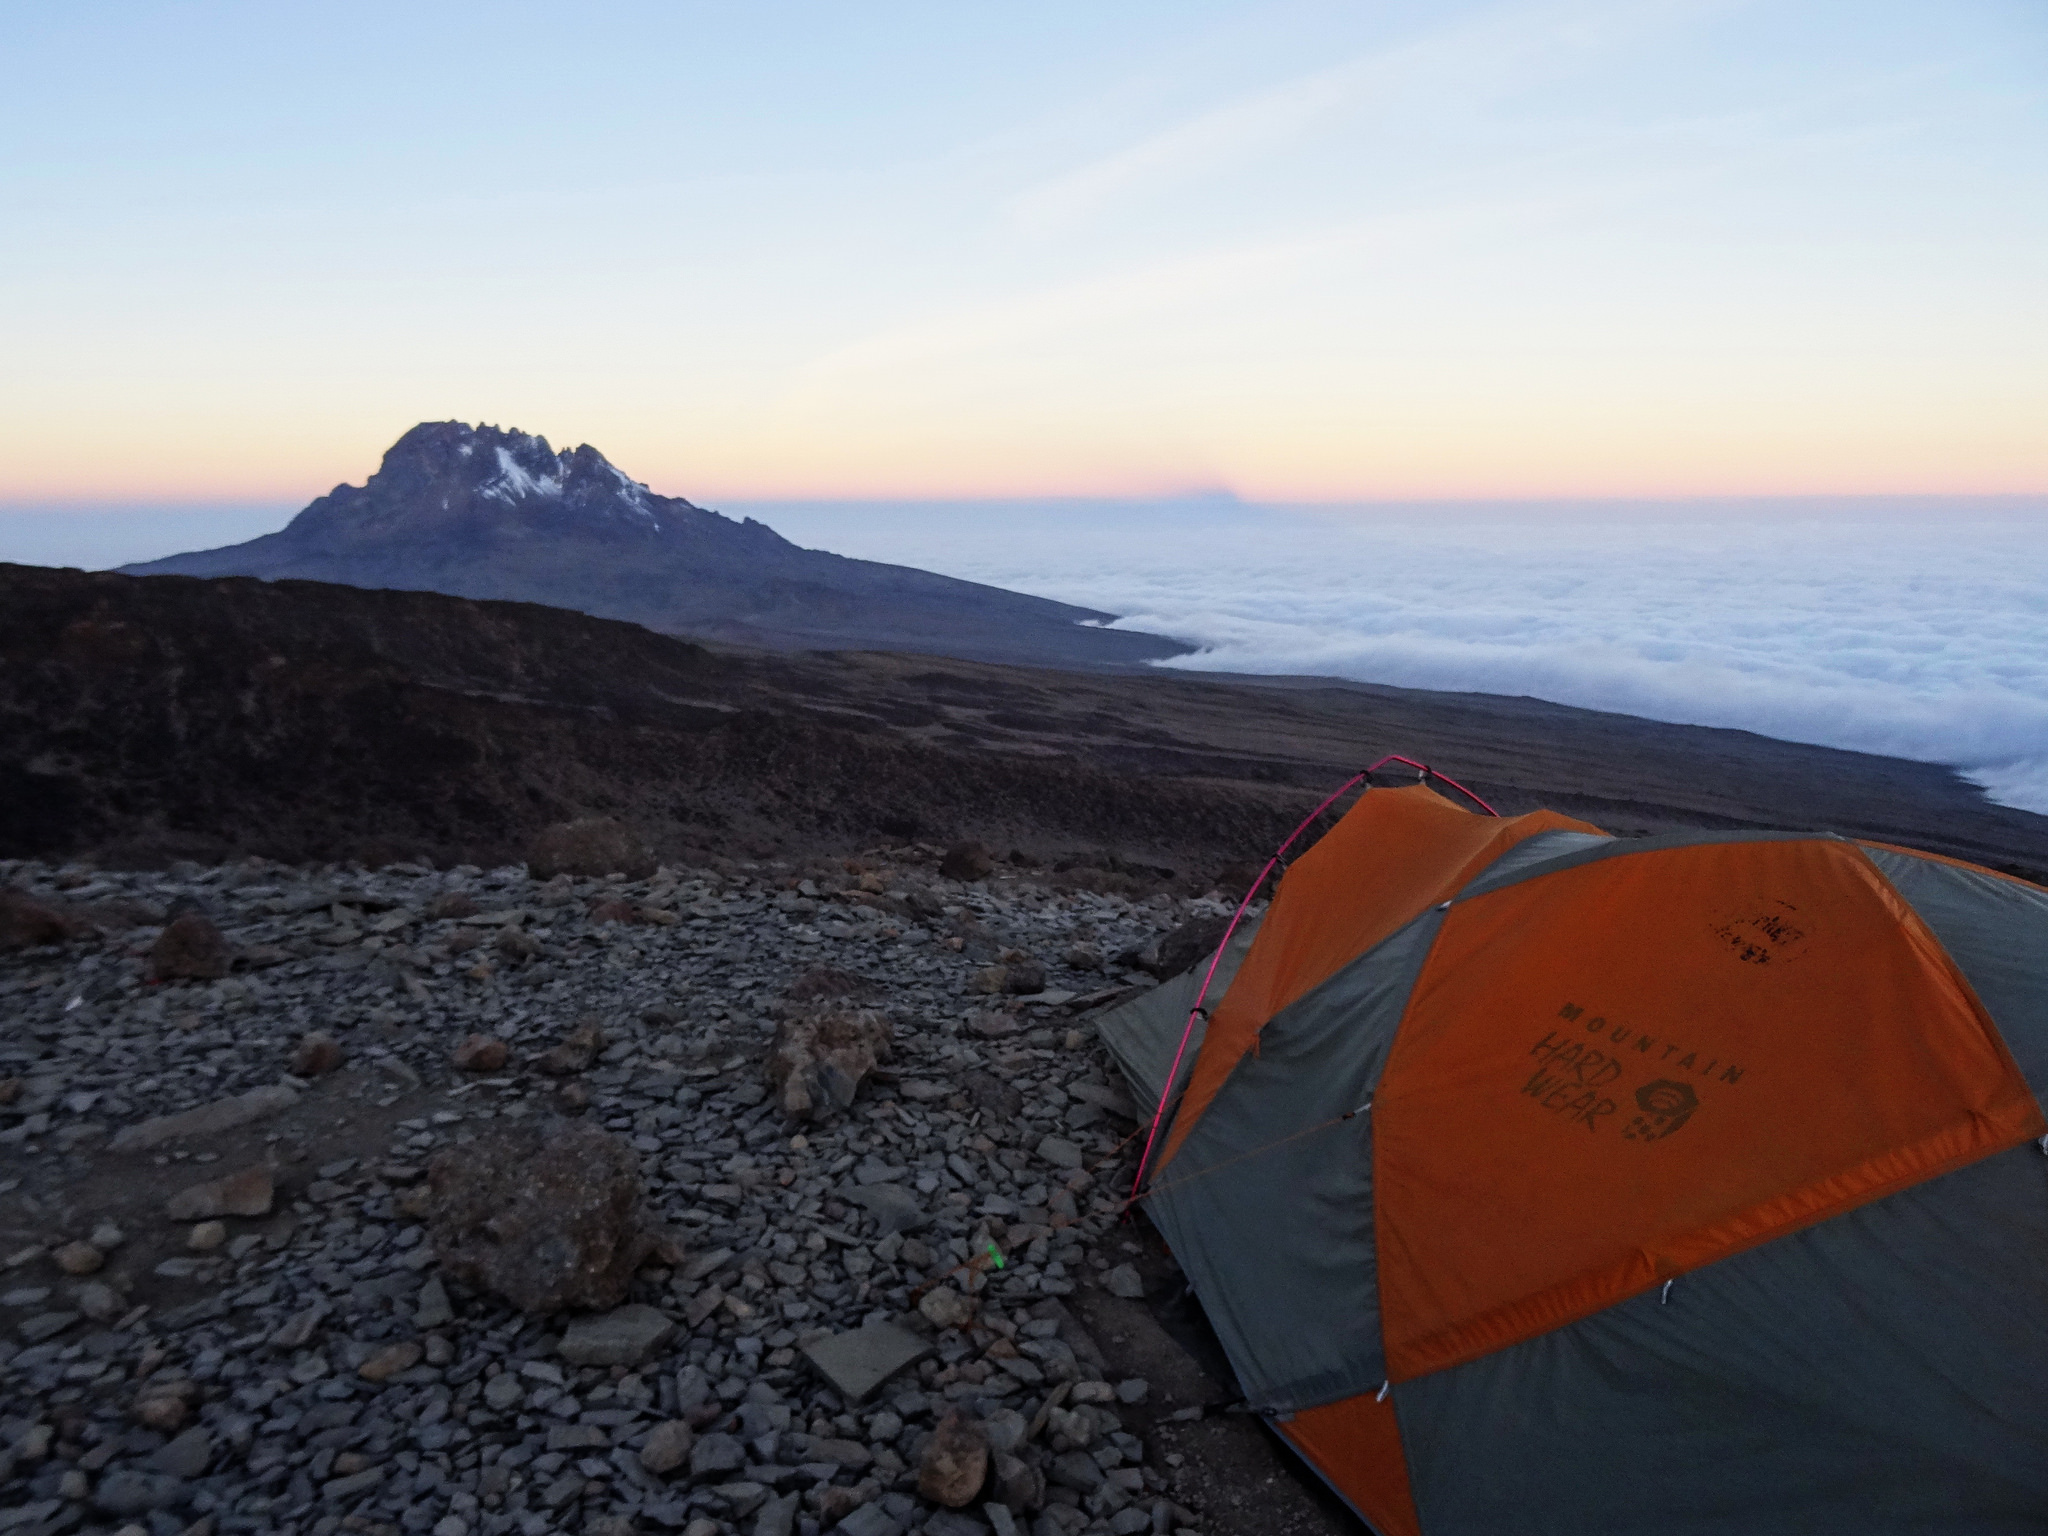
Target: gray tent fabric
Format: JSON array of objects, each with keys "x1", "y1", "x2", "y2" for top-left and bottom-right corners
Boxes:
[
  {"x1": 1143, "y1": 912, "x2": 1445, "y2": 1412},
  {"x1": 1096, "y1": 915, "x2": 1263, "y2": 1117},
  {"x1": 1394, "y1": 1141, "x2": 2048, "y2": 1534},
  {"x1": 1451, "y1": 827, "x2": 1829, "y2": 905},
  {"x1": 1859, "y1": 846, "x2": 2048, "y2": 1111},
  {"x1": 1451, "y1": 827, "x2": 1611, "y2": 899}
]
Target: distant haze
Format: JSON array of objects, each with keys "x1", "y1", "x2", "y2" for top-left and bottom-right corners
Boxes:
[
  {"x1": 745, "y1": 496, "x2": 2048, "y2": 815},
  {"x1": 4, "y1": 1, "x2": 2044, "y2": 501}
]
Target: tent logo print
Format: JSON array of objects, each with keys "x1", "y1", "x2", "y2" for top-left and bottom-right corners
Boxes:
[
  {"x1": 1709, "y1": 898, "x2": 1810, "y2": 966},
  {"x1": 1624, "y1": 1079, "x2": 1700, "y2": 1141}
]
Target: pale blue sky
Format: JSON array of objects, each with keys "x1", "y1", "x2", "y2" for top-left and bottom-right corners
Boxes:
[{"x1": 4, "y1": 0, "x2": 2044, "y2": 502}]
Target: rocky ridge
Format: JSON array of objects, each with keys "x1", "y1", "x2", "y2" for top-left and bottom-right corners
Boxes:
[{"x1": 0, "y1": 843, "x2": 1309, "y2": 1536}]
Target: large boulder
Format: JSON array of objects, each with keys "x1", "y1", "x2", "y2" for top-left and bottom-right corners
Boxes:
[
  {"x1": 0, "y1": 889, "x2": 84, "y2": 951},
  {"x1": 764, "y1": 1008, "x2": 892, "y2": 1119},
  {"x1": 939, "y1": 841, "x2": 994, "y2": 882},
  {"x1": 425, "y1": 1123, "x2": 654, "y2": 1313},
  {"x1": 148, "y1": 912, "x2": 231, "y2": 981},
  {"x1": 526, "y1": 818, "x2": 656, "y2": 881}
]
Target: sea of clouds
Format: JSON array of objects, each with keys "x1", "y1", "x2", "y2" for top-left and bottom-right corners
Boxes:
[{"x1": 751, "y1": 498, "x2": 2048, "y2": 815}]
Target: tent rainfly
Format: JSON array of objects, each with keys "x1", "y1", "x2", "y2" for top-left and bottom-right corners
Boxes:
[{"x1": 1100, "y1": 780, "x2": 2048, "y2": 1535}]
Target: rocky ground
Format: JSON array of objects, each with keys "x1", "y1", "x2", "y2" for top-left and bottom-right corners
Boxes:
[{"x1": 0, "y1": 840, "x2": 1356, "y2": 1536}]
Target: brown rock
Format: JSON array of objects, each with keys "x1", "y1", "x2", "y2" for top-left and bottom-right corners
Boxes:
[
  {"x1": 527, "y1": 818, "x2": 656, "y2": 881},
  {"x1": 0, "y1": 1077, "x2": 20, "y2": 1107},
  {"x1": 425, "y1": 1123, "x2": 654, "y2": 1314},
  {"x1": 451, "y1": 1034, "x2": 509, "y2": 1073},
  {"x1": 1002, "y1": 959, "x2": 1047, "y2": 995},
  {"x1": 939, "y1": 842, "x2": 994, "y2": 882},
  {"x1": 148, "y1": 911, "x2": 231, "y2": 981},
  {"x1": 556, "y1": 1080, "x2": 592, "y2": 1113},
  {"x1": 359, "y1": 1340, "x2": 423, "y2": 1381},
  {"x1": 0, "y1": 889, "x2": 83, "y2": 951},
  {"x1": 785, "y1": 964, "x2": 883, "y2": 1003},
  {"x1": 495, "y1": 926, "x2": 543, "y2": 961},
  {"x1": 52, "y1": 1241, "x2": 103, "y2": 1275},
  {"x1": 423, "y1": 891, "x2": 479, "y2": 920},
  {"x1": 134, "y1": 1394, "x2": 188, "y2": 1432},
  {"x1": 917, "y1": 1285, "x2": 973, "y2": 1330},
  {"x1": 291, "y1": 1032, "x2": 344, "y2": 1076},
  {"x1": 587, "y1": 898, "x2": 644, "y2": 925},
  {"x1": 539, "y1": 1017, "x2": 605, "y2": 1075},
  {"x1": 917, "y1": 1409, "x2": 991, "y2": 1508},
  {"x1": 638, "y1": 1419, "x2": 695, "y2": 1475},
  {"x1": 186, "y1": 1220, "x2": 226, "y2": 1250},
  {"x1": 165, "y1": 1165, "x2": 274, "y2": 1221},
  {"x1": 763, "y1": 1007, "x2": 892, "y2": 1119}
]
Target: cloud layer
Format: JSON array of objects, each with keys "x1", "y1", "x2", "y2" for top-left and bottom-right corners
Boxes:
[{"x1": 753, "y1": 499, "x2": 2048, "y2": 815}]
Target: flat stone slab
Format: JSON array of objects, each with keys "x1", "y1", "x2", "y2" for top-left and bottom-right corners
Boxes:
[
  {"x1": 802, "y1": 1320, "x2": 933, "y2": 1403},
  {"x1": 559, "y1": 1303, "x2": 676, "y2": 1366},
  {"x1": 111, "y1": 1084, "x2": 298, "y2": 1153},
  {"x1": 842, "y1": 1182, "x2": 927, "y2": 1235}
]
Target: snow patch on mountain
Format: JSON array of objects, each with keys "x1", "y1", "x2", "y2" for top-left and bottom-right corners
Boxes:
[{"x1": 484, "y1": 445, "x2": 565, "y2": 502}]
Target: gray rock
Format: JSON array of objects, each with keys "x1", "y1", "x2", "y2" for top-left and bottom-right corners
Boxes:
[
  {"x1": 272, "y1": 1300, "x2": 328, "y2": 1348},
  {"x1": 148, "y1": 1427, "x2": 213, "y2": 1479},
  {"x1": 483, "y1": 1372, "x2": 524, "y2": 1411},
  {"x1": 690, "y1": 1432, "x2": 745, "y2": 1478},
  {"x1": 559, "y1": 1303, "x2": 676, "y2": 1366},
  {"x1": 1116, "y1": 1378, "x2": 1149, "y2": 1404},
  {"x1": 640, "y1": 1419, "x2": 695, "y2": 1475},
  {"x1": 751, "y1": 1490, "x2": 800, "y2": 1536},
  {"x1": 415, "y1": 1275, "x2": 453, "y2": 1328},
  {"x1": 18, "y1": 1311, "x2": 76, "y2": 1343},
  {"x1": 1103, "y1": 1264, "x2": 1145, "y2": 1300},
  {"x1": 92, "y1": 1470, "x2": 189, "y2": 1516},
  {"x1": 803, "y1": 1320, "x2": 934, "y2": 1404},
  {"x1": 831, "y1": 1504, "x2": 901, "y2": 1536},
  {"x1": 1048, "y1": 1451, "x2": 1104, "y2": 1493},
  {"x1": 982, "y1": 1409, "x2": 1029, "y2": 1456},
  {"x1": 843, "y1": 1183, "x2": 927, "y2": 1235},
  {"x1": 323, "y1": 1467, "x2": 384, "y2": 1500},
  {"x1": 1035, "y1": 1136, "x2": 1083, "y2": 1170}
]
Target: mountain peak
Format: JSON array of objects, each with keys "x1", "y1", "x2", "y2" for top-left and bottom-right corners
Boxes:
[
  {"x1": 117, "y1": 420, "x2": 1193, "y2": 669},
  {"x1": 369, "y1": 420, "x2": 666, "y2": 529}
]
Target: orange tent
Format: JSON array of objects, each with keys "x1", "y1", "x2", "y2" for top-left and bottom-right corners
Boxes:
[{"x1": 1103, "y1": 782, "x2": 2048, "y2": 1532}]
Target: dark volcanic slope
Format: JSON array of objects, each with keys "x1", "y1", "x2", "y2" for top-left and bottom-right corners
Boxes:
[
  {"x1": 7, "y1": 563, "x2": 2046, "y2": 882},
  {"x1": 119, "y1": 420, "x2": 1190, "y2": 669}
]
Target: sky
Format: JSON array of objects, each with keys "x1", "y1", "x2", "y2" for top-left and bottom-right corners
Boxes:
[
  {"x1": 3, "y1": 2, "x2": 2043, "y2": 811},
  {"x1": 3, "y1": 0, "x2": 2045, "y2": 503}
]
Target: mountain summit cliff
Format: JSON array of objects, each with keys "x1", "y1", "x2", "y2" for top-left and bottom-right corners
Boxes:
[{"x1": 122, "y1": 421, "x2": 1191, "y2": 667}]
